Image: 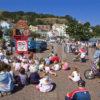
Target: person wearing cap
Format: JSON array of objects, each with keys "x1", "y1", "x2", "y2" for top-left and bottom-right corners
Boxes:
[{"x1": 65, "y1": 80, "x2": 91, "y2": 100}]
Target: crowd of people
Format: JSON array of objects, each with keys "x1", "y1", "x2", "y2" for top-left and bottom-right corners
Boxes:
[
  {"x1": 0, "y1": 39, "x2": 100, "y2": 100},
  {"x1": 0, "y1": 47, "x2": 71, "y2": 96}
]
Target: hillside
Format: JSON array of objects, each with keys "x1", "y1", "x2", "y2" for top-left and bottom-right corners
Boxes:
[
  {"x1": 35, "y1": 17, "x2": 68, "y2": 24},
  {"x1": 0, "y1": 11, "x2": 75, "y2": 25},
  {"x1": 0, "y1": 11, "x2": 99, "y2": 38}
]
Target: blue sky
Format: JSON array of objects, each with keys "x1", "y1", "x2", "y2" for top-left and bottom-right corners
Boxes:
[{"x1": 0, "y1": 0, "x2": 100, "y2": 26}]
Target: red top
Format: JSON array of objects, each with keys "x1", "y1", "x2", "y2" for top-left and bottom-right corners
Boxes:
[
  {"x1": 79, "y1": 48, "x2": 86, "y2": 53},
  {"x1": 50, "y1": 56, "x2": 60, "y2": 63},
  {"x1": 67, "y1": 88, "x2": 88, "y2": 99}
]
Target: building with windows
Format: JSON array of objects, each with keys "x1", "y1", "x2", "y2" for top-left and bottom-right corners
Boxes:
[
  {"x1": 37, "y1": 25, "x2": 51, "y2": 31},
  {"x1": 52, "y1": 23, "x2": 68, "y2": 37}
]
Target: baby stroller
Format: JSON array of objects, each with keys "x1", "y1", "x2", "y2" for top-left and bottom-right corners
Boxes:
[{"x1": 84, "y1": 57, "x2": 100, "y2": 80}]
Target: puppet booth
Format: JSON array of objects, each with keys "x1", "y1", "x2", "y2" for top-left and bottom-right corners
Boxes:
[
  {"x1": 13, "y1": 20, "x2": 30, "y2": 36},
  {"x1": 13, "y1": 20, "x2": 30, "y2": 54}
]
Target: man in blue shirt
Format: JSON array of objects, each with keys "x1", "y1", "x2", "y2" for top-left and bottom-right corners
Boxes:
[{"x1": 65, "y1": 80, "x2": 91, "y2": 100}]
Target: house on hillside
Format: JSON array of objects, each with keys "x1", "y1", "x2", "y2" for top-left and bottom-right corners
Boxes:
[
  {"x1": 0, "y1": 20, "x2": 13, "y2": 40},
  {"x1": 0, "y1": 21, "x2": 10, "y2": 29},
  {"x1": 37, "y1": 25, "x2": 51, "y2": 31},
  {"x1": 47, "y1": 31, "x2": 54, "y2": 37},
  {"x1": 29, "y1": 25, "x2": 38, "y2": 32},
  {"x1": 52, "y1": 23, "x2": 68, "y2": 37}
]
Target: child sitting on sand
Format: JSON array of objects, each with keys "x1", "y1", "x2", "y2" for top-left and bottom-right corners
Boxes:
[
  {"x1": 29, "y1": 71, "x2": 40, "y2": 85},
  {"x1": 18, "y1": 67, "x2": 28, "y2": 86},
  {"x1": 68, "y1": 67, "x2": 81, "y2": 82},
  {"x1": 44, "y1": 64, "x2": 57, "y2": 76},
  {"x1": 36, "y1": 76, "x2": 53, "y2": 92},
  {"x1": 61, "y1": 60, "x2": 69, "y2": 70},
  {"x1": 51, "y1": 61, "x2": 61, "y2": 71},
  {"x1": 29, "y1": 61, "x2": 38, "y2": 73}
]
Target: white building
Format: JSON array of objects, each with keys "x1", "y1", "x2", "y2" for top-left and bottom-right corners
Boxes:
[
  {"x1": 0, "y1": 21, "x2": 10, "y2": 29},
  {"x1": 47, "y1": 31, "x2": 53, "y2": 37},
  {"x1": 52, "y1": 23, "x2": 68, "y2": 37},
  {"x1": 29, "y1": 25, "x2": 38, "y2": 32}
]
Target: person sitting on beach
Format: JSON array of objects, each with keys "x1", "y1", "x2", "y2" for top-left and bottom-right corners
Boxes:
[
  {"x1": 29, "y1": 61, "x2": 38, "y2": 73},
  {"x1": 61, "y1": 60, "x2": 69, "y2": 70},
  {"x1": 17, "y1": 67, "x2": 28, "y2": 86},
  {"x1": 51, "y1": 61, "x2": 61, "y2": 71},
  {"x1": 5, "y1": 64, "x2": 14, "y2": 82},
  {"x1": 36, "y1": 76, "x2": 53, "y2": 92},
  {"x1": 29, "y1": 71, "x2": 40, "y2": 85},
  {"x1": 44, "y1": 63, "x2": 57, "y2": 76},
  {"x1": 14, "y1": 60, "x2": 21, "y2": 71},
  {"x1": 45, "y1": 57, "x2": 51, "y2": 65},
  {"x1": 2, "y1": 57, "x2": 9, "y2": 64},
  {"x1": 68, "y1": 67, "x2": 81, "y2": 82},
  {"x1": 0, "y1": 62, "x2": 14, "y2": 95},
  {"x1": 50, "y1": 53, "x2": 60, "y2": 63},
  {"x1": 21, "y1": 61, "x2": 29, "y2": 72}
]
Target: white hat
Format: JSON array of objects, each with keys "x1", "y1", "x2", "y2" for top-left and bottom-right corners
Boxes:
[{"x1": 40, "y1": 76, "x2": 50, "y2": 85}]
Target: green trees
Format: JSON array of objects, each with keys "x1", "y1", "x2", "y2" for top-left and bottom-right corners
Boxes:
[
  {"x1": 66, "y1": 22, "x2": 93, "y2": 41},
  {"x1": 64, "y1": 15, "x2": 77, "y2": 23},
  {"x1": 92, "y1": 25, "x2": 100, "y2": 37}
]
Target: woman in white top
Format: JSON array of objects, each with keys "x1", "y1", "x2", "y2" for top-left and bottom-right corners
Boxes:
[{"x1": 68, "y1": 67, "x2": 81, "y2": 82}]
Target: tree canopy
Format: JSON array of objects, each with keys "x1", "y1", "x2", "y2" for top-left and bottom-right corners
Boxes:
[{"x1": 66, "y1": 22, "x2": 94, "y2": 41}]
